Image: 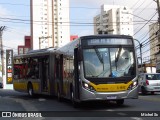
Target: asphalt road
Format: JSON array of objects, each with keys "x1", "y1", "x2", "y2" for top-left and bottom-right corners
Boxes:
[{"x1": 0, "y1": 89, "x2": 160, "y2": 120}]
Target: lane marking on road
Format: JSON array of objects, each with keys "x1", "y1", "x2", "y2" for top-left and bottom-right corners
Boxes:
[
  {"x1": 105, "y1": 109, "x2": 114, "y2": 111},
  {"x1": 117, "y1": 112, "x2": 127, "y2": 116},
  {"x1": 38, "y1": 98, "x2": 46, "y2": 102},
  {"x1": 131, "y1": 117, "x2": 143, "y2": 120},
  {"x1": 139, "y1": 96, "x2": 160, "y2": 102}
]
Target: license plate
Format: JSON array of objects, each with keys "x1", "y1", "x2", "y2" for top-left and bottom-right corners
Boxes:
[
  {"x1": 107, "y1": 96, "x2": 117, "y2": 99},
  {"x1": 154, "y1": 87, "x2": 160, "y2": 89}
]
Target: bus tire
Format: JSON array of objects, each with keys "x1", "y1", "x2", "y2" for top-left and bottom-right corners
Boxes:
[
  {"x1": 70, "y1": 90, "x2": 79, "y2": 108},
  {"x1": 141, "y1": 87, "x2": 147, "y2": 95},
  {"x1": 116, "y1": 99, "x2": 124, "y2": 105},
  {"x1": 28, "y1": 83, "x2": 34, "y2": 97},
  {"x1": 57, "y1": 88, "x2": 62, "y2": 102}
]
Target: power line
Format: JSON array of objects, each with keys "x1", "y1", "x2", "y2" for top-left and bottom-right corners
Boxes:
[
  {"x1": 136, "y1": 34, "x2": 160, "y2": 57},
  {"x1": 131, "y1": 0, "x2": 142, "y2": 9},
  {"x1": 136, "y1": 1, "x2": 153, "y2": 16},
  {"x1": 0, "y1": 1, "x2": 156, "y2": 10},
  {"x1": 0, "y1": 16, "x2": 157, "y2": 27},
  {"x1": 133, "y1": 12, "x2": 157, "y2": 36},
  {"x1": 133, "y1": 0, "x2": 146, "y2": 13},
  {"x1": 136, "y1": 31, "x2": 158, "y2": 50}
]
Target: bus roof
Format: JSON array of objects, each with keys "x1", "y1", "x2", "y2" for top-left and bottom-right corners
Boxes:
[
  {"x1": 79, "y1": 34, "x2": 133, "y2": 40},
  {"x1": 56, "y1": 34, "x2": 133, "y2": 56},
  {"x1": 14, "y1": 35, "x2": 134, "y2": 58},
  {"x1": 14, "y1": 47, "x2": 56, "y2": 58}
]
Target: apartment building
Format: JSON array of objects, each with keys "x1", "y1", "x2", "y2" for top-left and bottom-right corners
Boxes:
[
  {"x1": 94, "y1": 5, "x2": 133, "y2": 36},
  {"x1": 149, "y1": 23, "x2": 159, "y2": 62},
  {"x1": 149, "y1": 22, "x2": 160, "y2": 72},
  {"x1": 30, "y1": 0, "x2": 70, "y2": 50}
]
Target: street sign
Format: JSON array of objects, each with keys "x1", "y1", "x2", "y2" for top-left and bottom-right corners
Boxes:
[{"x1": 6, "y1": 49, "x2": 13, "y2": 84}]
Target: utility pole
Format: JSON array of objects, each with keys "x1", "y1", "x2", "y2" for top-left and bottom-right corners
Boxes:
[
  {"x1": 155, "y1": 0, "x2": 160, "y2": 47},
  {"x1": 154, "y1": 0, "x2": 160, "y2": 72},
  {"x1": 39, "y1": 36, "x2": 52, "y2": 49},
  {"x1": 0, "y1": 26, "x2": 6, "y2": 76},
  {"x1": 134, "y1": 39, "x2": 143, "y2": 73}
]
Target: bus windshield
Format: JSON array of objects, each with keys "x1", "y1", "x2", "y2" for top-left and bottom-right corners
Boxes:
[{"x1": 83, "y1": 47, "x2": 135, "y2": 78}]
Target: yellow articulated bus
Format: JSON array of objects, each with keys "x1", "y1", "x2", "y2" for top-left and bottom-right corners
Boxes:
[
  {"x1": 13, "y1": 48, "x2": 57, "y2": 96},
  {"x1": 55, "y1": 34, "x2": 138, "y2": 107},
  {"x1": 13, "y1": 35, "x2": 138, "y2": 107}
]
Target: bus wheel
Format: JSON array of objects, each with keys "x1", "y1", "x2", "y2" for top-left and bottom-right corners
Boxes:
[
  {"x1": 116, "y1": 99, "x2": 124, "y2": 105},
  {"x1": 28, "y1": 84, "x2": 34, "y2": 97},
  {"x1": 141, "y1": 87, "x2": 147, "y2": 95},
  {"x1": 71, "y1": 91, "x2": 79, "y2": 108},
  {"x1": 57, "y1": 88, "x2": 62, "y2": 102}
]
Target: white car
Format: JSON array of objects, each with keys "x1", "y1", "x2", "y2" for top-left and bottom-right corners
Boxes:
[{"x1": 138, "y1": 73, "x2": 160, "y2": 94}]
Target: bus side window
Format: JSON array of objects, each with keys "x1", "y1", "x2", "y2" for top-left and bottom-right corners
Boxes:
[
  {"x1": 14, "y1": 65, "x2": 20, "y2": 79},
  {"x1": 26, "y1": 58, "x2": 39, "y2": 79},
  {"x1": 69, "y1": 58, "x2": 74, "y2": 78}
]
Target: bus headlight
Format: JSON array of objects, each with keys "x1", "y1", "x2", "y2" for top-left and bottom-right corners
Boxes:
[
  {"x1": 128, "y1": 80, "x2": 138, "y2": 90},
  {"x1": 82, "y1": 82, "x2": 96, "y2": 92}
]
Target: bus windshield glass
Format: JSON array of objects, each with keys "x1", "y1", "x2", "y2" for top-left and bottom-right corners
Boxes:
[{"x1": 83, "y1": 47, "x2": 135, "y2": 78}]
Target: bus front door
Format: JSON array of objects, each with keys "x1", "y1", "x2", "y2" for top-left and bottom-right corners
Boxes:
[{"x1": 74, "y1": 48, "x2": 80, "y2": 100}]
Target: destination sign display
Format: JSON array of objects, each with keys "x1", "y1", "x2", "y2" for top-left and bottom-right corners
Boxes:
[{"x1": 87, "y1": 38, "x2": 133, "y2": 45}]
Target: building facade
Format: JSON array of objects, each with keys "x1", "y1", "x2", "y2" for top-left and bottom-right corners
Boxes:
[
  {"x1": 70, "y1": 35, "x2": 78, "y2": 41},
  {"x1": 94, "y1": 5, "x2": 133, "y2": 36},
  {"x1": 149, "y1": 23, "x2": 159, "y2": 63},
  {"x1": 30, "y1": 0, "x2": 70, "y2": 50},
  {"x1": 18, "y1": 36, "x2": 31, "y2": 55},
  {"x1": 149, "y1": 22, "x2": 160, "y2": 72}
]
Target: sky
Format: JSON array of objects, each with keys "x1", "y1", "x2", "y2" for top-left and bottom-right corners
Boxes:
[{"x1": 0, "y1": 0, "x2": 158, "y2": 62}]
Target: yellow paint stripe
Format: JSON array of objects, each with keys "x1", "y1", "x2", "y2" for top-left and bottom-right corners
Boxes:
[
  {"x1": 14, "y1": 82, "x2": 27, "y2": 91},
  {"x1": 32, "y1": 83, "x2": 40, "y2": 91},
  {"x1": 14, "y1": 82, "x2": 40, "y2": 92},
  {"x1": 89, "y1": 81, "x2": 133, "y2": 92}
]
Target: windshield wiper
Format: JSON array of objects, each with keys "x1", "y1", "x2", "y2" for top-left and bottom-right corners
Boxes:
[
  {"x1": 94, "y1": 47, "x2": 103, "y2": 64},
  {"x1": 114, "y1": 46, "x2": 122, "y2": 71},
  {"x1": 115, "y1": 46, "x2": 122, "y2": 63}
]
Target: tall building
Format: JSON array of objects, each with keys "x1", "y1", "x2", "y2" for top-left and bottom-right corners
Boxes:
[
  {"x1": 94, "y1": 5, "x2": 133, "y2": 36},
  {"x1": 30, "y1": 0, "x2": 70, "y2": 50},
  {"x1": 149, "y1": 22, "x2": 159, "y2": 63}
]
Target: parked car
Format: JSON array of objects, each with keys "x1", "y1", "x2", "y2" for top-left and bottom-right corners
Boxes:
[
  {"x1": 138, "y1": 73, "x2": 160, "y2": 94},
  {"x1": 0, "y1": 81, "x2": 3, "y2": 88}
]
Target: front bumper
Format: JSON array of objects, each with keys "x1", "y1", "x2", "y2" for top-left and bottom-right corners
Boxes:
[
  {"x1": 144, "y1": 86, "x2": 160, "y2": 92},
  {"x1": 80, "y1": 86, "x2": 138, "y2": 101}
]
